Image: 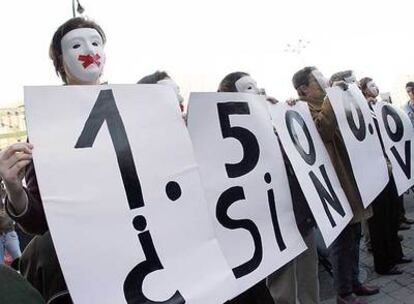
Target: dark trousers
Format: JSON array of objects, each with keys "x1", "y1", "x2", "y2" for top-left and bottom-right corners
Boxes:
[
  {"x1": 226, "y1": 280, "x2": 274, "y2": 304},
  {"x1": 368, "y1": 181, "x2": 403, "y2": 273},
  {"x1": 398, "y1": 191, "x2": 407, "y2": 222},
  {"x1": 329, "y1": 223, "x2": 362, "y2": 295}
]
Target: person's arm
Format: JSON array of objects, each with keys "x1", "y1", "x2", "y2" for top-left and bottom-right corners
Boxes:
[
  {"x1": 1, "y1": 143, "x2": 48, "y2": 235},
  {"x1": 310, "y1": 97, "x2": 337, "y2": 143}
]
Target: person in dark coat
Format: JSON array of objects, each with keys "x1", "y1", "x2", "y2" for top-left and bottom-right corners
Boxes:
[{"x1": 0, "y1": 16, "x2": 107, "y2": 304}]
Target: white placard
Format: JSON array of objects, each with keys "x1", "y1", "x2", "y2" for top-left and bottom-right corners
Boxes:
[
  {"x1": 373, "y1": 101, "x2": 414, "y2": 195},
  {"x1": 326, "y1": 84, "x2": 389, "y2": 207},
  {"x1": 269, "y1": 102, "x2": 353, "y2": 246},
  {"x1": 24, "y1": 85, "x2": 237, "y2": 304},
  {"x1": 187, "y1": 92, "x2": 306, "y2": 295}
]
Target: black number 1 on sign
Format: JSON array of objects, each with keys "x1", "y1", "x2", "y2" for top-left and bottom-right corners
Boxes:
[
  {"x1": 74, "y1": 89, "x2": 144, "y2": 210},
  {"x1": 75, "y1": 89, "x2": 185, "y2": 304}
]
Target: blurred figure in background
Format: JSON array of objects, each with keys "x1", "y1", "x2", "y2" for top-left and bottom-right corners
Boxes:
[
  {"x1": 0, "y1": 181, "x2": 21, "y2": 266},
  {"x1": 403, "y1": 82, "x2": 414, "y2": 126}
]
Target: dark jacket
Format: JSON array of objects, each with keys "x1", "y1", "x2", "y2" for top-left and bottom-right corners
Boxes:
[
  {"x1": 5, "y1": 161, "x2": 70, "y2": 303},
  {"x1": 6, "y1": 160, "x2": 48, "y2": 235},
  {"x1": 278, "y1": 138, "x2": 316, "y2": 236},
  {"x1": 304, "y1": 95, "x2": 372, "y2": 223}
]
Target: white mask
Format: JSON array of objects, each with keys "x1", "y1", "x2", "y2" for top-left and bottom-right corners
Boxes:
[
  {"x1": 235, "y1": 76, "x2": 263, "y2": 95},
  {"x1": 344, "y1": 73, "x2": 357, "y2": 84},
  {"x1": 367, "y1": 81, "x2": 379, "y2": 97},
  {"x1": 157, "y1": 78, "x2": 184, "y2": 104},
  {"x1": 311, "y1": 70, "x2": 329, "y2": 91},
  {"x1": 61, "y1": 28, "x2": 106, "y2": 84}
]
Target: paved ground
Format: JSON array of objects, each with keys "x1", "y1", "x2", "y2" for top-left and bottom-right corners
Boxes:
[{"x1": 320, "y1": 192, "x2": 414, "y2": 304}]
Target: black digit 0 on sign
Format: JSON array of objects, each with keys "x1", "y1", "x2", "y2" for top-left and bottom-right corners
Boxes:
[
  {"x1": 344, "y1": 97, "x2": 366, "y2": 141},
  {"x1": 382, "y1": 105, "x2": 411, "y2": 178},
  {"x1": 75, "y1": 89, "x2": 144, "y2": 210},
  {"x1": 285, "y1": 110, "x2": 316, "y2": 166},
  {"x1": 217, "y1": 102, "x2": 260, "y2": 178},
  {"x1": 382, "y1": 105, "x2": 404, "y2": 142}
]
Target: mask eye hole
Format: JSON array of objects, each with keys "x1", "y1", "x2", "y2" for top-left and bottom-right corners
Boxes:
[
  {"x1": 73, "y1": 44, "x2": 81, "y2": 49},
  {"x1": 92, "y1": 42, "x2": 99, "y2": 47}
]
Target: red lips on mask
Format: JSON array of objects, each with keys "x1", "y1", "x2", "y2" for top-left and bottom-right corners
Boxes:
[{"x1": 78, "y1": 54, "x2": 101, "y2": 69}]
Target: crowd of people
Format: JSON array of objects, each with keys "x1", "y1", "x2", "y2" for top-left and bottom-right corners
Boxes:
[{"x1": 1, "y1": 16, "x2": 414, "y2": 304}]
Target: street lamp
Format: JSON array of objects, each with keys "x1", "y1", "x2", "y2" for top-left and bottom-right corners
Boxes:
[{"x1": 72, "y1": 0, "x2": 85, "y2": 18}]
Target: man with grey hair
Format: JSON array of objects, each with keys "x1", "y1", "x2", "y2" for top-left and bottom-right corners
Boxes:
[{"x1": 292, "y1": 67, "x2": 378, "y2": 304}]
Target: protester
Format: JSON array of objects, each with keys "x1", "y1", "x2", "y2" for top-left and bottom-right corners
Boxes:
[
  {"x1": 266, "y1": 84, "x2": 320, "y2": 303},
  {"x1": 358, "y1": 76, "x2": 412, "y2": 275},
  {"x1": 329, "y1": 71, "x2": 375, "y2": 252},
  {"x1": 0, "y1": 16, "x2": 107, "y2": 303},
  {"x1": 1, "y1": 15, "x2": 414, "y2": 302},
  {"x1": 138, "y1": 70, "x2": 187, "y2": 122},
  {"x1": 362, "y1": 79, "x2": 414, "y2": 232},
  {"x1": 266, "y1": 150, "x2": 320, "y2": 304},
  {"x1": 138, "y1": 70, "x2": 185, "y2": 112},
  {"x1": 217, "y1": 71, "x2": 275, "y2": 304},
  {"x1": 292, "y1": 67, "x2": 378, "y2": 304}
]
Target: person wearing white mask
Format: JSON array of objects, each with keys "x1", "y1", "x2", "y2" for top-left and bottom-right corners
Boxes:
[
  {"x1": 359, "y1": 78, "x2": 379, "y2": 104},
  {"x1": 0, "y1": 17, "x2": 107, "y2": 304},
  {"x1": 3, "y1": 16, "x2": 106, "y2": 233},
  {"x1": 217, "y1": 71, "x2": 277, "y2": 304}
]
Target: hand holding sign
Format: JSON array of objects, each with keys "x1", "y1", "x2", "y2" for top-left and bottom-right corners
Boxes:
[
  {"x1": 0, "y1": 142, "x2": 33, "y2": 191},
  {"x1": 24, "y1": 85, "x2": 236, "y2": 304}
]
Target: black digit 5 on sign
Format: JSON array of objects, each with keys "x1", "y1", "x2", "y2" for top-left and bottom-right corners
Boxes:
[{"x1": 217, "y1": 102, "x2": 260, "y2": 178}]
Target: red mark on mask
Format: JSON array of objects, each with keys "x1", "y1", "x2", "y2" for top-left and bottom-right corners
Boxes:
[{"x1": 78, "y1": 54, "x2": 101, "y2": 69}]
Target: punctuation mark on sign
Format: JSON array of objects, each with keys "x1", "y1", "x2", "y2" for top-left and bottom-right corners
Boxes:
[
  {"x1": 382, "y1": 105, "x2": 412, "y2": 179},
  {"x1": 75, "y1": 89, "x2": 185, "y2": 304},
  {"x1": 285, "y1": 110, "x2": 346, "y2": 227}
]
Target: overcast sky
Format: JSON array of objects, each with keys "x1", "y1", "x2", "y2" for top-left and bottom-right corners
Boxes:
[{"x1": 1, "y1": 0, "x2": 413, "y2": 107}]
